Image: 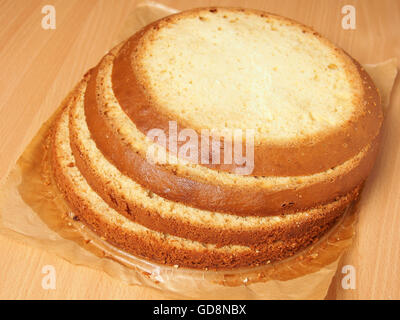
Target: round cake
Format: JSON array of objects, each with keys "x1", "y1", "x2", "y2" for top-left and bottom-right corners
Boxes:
[{"x1": 51, "y1": 8, "x2": 382, "y2": 269}]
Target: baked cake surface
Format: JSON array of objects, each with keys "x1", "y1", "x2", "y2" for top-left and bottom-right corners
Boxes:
[
  {"x1": 51, "y1": 7, "x2": 382, "y2": 269},
  {"x1": 53, "y1": 92, "x2": 359, "y2": 268},
  {"x1": 84, "y1": 45, "x2": 380, "y2": 216},
  {"x1": 111, "y1": 8, "x2": 382, "y2": 177},
  {"x1": 70, "y1": 76, "x2": 360, "y2": 247}
]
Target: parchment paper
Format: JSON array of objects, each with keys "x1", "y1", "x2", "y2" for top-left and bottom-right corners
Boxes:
[{"x1": 0, "y1": 1, "x2": 397, "y2": 300}]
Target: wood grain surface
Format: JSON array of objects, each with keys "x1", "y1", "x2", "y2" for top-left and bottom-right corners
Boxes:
[{"x1": 0, "y1": 0, "x2": 399, "y2": 300}]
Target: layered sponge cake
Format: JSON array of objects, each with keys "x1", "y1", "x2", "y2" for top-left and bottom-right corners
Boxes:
[{"x1": 51, "y1": 8, "x2": 382, "y2": 269}]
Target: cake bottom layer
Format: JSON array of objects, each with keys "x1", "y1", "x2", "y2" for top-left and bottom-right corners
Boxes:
[
  {"x1": 71, "y1": 76, "x2": 360, "y2": 247},
  {"x1": 52, "y1": 95, "x2": 358, "y2": 269}
]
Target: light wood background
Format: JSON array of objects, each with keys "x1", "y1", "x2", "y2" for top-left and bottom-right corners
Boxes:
[{"x1": 0, "y1": 0, "x2": 399, "y2": 300}]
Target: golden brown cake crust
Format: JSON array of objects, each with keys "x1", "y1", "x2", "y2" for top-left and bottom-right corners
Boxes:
[
  {"x1": 68, "y1": 75, "x2": 363, "y2": 249},
  {"x1": 111, "y1": 7, "x2": 383, "y2": 177},
  {"x1": 49, "y1": 7, "x2": 383, "y2": 270},
  {"x1": 71, "y1": 82, "x2": 362, "y2": 246},
  {"x1": 52, "y1": 99, "x2": 352, "y2": 269},
  {"x1": 69, "y1": 131, "x2": 362, "y2": 247},
  {"x1": 81, "y1": 8, "x2": 383, "y2": 216},
  {"x1": 84, "y1": 62, "x2": 380, "y2": 216},
  {"x1": 52, "y1": 106, "x2": 352, "y2": 269}
]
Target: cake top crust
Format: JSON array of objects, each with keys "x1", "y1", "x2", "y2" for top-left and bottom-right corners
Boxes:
[
  {"x1": 111, "y1": 7, "x2": 382, "y2": 176},
  {"x1": 138, "y1": 8, "x2": 358, "y2": 141}
]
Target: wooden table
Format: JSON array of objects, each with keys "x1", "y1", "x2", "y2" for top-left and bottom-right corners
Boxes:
[{"x1": 0, "y1": 0, "x2": 399, "y2": 300}]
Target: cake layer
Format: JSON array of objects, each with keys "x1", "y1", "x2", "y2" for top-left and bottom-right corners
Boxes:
[
  {"x1": 110, "y1": 7, "x2": 382, "y2": 176},
  {"x1": 50, "y1": 7, "x2": 383, "y2": 271},
  {"x1": 71, "y1": 76, "x2": 360, "y2": 246},
  {"x1": 84, "y1": 46, "x2": 380, "y2": 216},
  {"x1": 53, "y1": 96, "x2": 344, "y2": 269}
]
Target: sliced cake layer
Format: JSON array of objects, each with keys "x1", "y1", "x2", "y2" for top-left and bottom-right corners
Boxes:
[
  {"x1": 53, "y1": 94, "x2": 345, "y2": 269},
  {"x1": 83, "y1": 45, "x2": 379, "y2": 216},
  {"x1": 50, "y1": 7, "x2": 383, "y2": 270},
  {"x1": 70, "y1": 76, "x2": 360, "y2": 246},
  {"x1": 111, "y1": 8, "x2": 382, "y2": 176}
]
